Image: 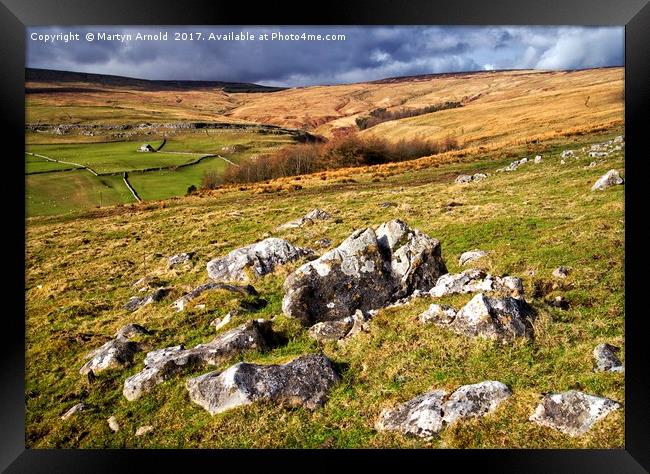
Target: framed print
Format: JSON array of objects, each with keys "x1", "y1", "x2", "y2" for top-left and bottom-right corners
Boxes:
[{"x1": 2, "y1": 0, "x2": 649, "y2": 471}]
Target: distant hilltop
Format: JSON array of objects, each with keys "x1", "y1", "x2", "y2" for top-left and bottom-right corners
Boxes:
[{"x1": 25, "y1": 68, "x2": 286, "y2": 93}]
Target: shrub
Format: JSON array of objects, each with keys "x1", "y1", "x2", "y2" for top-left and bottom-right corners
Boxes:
[
  {"x1": 355, "y1": 102, "x2": 463, "y2": 130},
  {"x1": 186, "y1": 184, "x2": 197, "y2": 195}
]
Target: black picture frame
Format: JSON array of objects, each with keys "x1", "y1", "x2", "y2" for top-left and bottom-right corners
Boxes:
[{"x1": 2, "y1": 0, "x2": 649, "y2": 472}]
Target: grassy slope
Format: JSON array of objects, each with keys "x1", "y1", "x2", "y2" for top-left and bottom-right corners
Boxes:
[{"x1": 25, "y1": 128, "x2": 624, "y2": 448}]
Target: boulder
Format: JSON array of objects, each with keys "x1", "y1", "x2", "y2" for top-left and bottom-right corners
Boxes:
[
  {"x1": 171, "y1": 282, "x2": 258, "y2": 312},
  {"x1": 593, "y1": 343, "x2": 624, "y2": 373},
  {"x1": 429, "y1": 269, "x2": 523, "y2": 299},
  {"x1": 278, "y1": 209, "x2": 332, "y2": 230},
  {"x1": 591, "y1": 170, "x2": 624, "y2": 191},
  {"x1": 376, "y1": 381, "x2": 511, "y2": 438},
  {"x1": 561, "y1": 150, "x2": 575, "y2": 158},
  {"x1": 135, "y1": 425, "x2": 154, "y2": 436},
  {"x1": 282, "y1": 220, "x2": 447, "y2": 325},
  {"x1": 168, "y1": 252, "x2": 194, "y2": 268},
  {"x1": 61, "y1": 402, "x2": 89, "y2": 420},
  {"x1": 186, "y1": 354, "x2": 340, "y2": 415},
  {"x1": 207, "y1": 238, "x2": 312, "y2": 283},
  {"x1": 124, "y1": 287, "x2": 170, "y2": 312},
  {"x1": 529, "y1": 390, "x2": 621, "y2": 436},
  {"x1": 80, "y1": 336, "x2": 141, "y2": 375},
  {"x1": 123, "y1": 320, "x2": 276, "y2": 401},
  {"x1": 459, "y1": 250, "x2": 488, "y2": 266},
  {"x1": 455, "y1": 174, "x2": 472, "y2": 184},
  {"x1": 449, "y1": 293, "x2": 534, "y2": 342},
  {"x1": 534, "y1": 155, "x2": 542, "y2": 164},
  {"x1": 472, "y1": 173, "x2": 488, "y2": 181},
  {"x1": 418, "y1": 303, "x2": 457, "y2": 325},
  {"x1": 589, "y1": 151, "x2": 608, "y2": 158}
]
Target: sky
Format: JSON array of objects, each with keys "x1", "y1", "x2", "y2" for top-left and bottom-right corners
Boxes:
[{"x1": 26, "y1": 26, "x2": 624, "y2": 87}]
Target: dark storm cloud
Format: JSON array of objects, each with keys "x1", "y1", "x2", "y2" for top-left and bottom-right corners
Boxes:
[{"x1": 26, "y1": 26, "x2": 624, "y2": 87}]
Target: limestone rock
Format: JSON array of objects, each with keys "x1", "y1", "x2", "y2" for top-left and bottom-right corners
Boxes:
[
  {"x1": 61, "y1": 402, "x2": 89, "y2": 420},
  {"x1": 80, "y1": 337, "x2": 141, "y2": 375},
  {"x1": 124, "y1": 287, "x2": 170, "y2": 312},
  {"x1": 472, "y1": 173, "x2": 488, "y2": 181},
  {"x1": 429, "y1": 269, "x2": 523, "y2": 299},
  {"x1": 278, "y1": 209, "x2": 332, "y2": 230},
  {"x1": 459, "y1": 250, "x2": 488, "y2": 266},
  {"x1": 115, "y1": 323, "x2": 150, "y2": 339},
  {"x1": 529, "y1": 390, "x2": 621, "y2": 436},
  {"x1": 376, "y1": 381, "x2": 511, "y2": 438},
  {"x1": 449, "y1": 293, "x2": 534, "y2": 342},
  {"x1": 168, "y1": 252, "x2": 194, "y2": 268},
  {"x1": 552, "y1": 266, "x2": 570, "y2": 279},
  {"x1": 207, "y1": 238, "x2": 312, "y2": 282},
  {"x1": 593, "y1": 344, "x2": 624, "y2": 373},
  {"x1": 107, "y1": 416, "x2": 120, "y2": 432},
  {"x1": 282, "y1": 220, "x2": 447, "y2": 325},
  {"x1": 308, "y1": 317, "x2": 354, "y2": 342},
  {"x1": 561, "y1": 150, "x2": 575, "y2": 159},
  {"x1": 591, "y1": 170, "x2": 624, "y2": 191},
  {"x1": 135, "y1": 425, "x2": 154, "y2": 436},
  {"x1": 123, "y1": 320, "x2": 277, "y2": 401},
  {"x1": 418, "y1": 303, "x2": 457, "y2": 325},
  {"x1": 186, "y1": 354, "x2": 340, "y2": 415},
  {"x1": 455, "y1": 174, "x2": 472, "y2": 184},
  {"x1": 534, "y1": 155, "x2": 543, "y2": 164}
]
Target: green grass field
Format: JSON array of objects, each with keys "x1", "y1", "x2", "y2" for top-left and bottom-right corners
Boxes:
[
  {"x1": 25, "y1": 131, "x2": 296, "y2": 216},
  {"x1": 25, "y1": 129, "x2": 624, "y2": 448}
]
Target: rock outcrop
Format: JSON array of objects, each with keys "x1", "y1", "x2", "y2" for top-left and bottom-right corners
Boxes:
[
  {"x1": 418, "y1": 303, "x2": 457, "y2": 325},
  {"x1": 529, "y1": 390, "x2": 621, "y2": 436},
  {"x1": 282, "y1": 220, "x2": 447, "y2": 325},
  {"x1": 376, "y1": 381, "x2": 511, "y2": 438},
  {"x1": 123, "y1": 320, "x2": 277, "y2": 401},
  {"x1": 207, "y1": 238, "x2": 312, "y2": 283},
  {"x1": 186, "y1": 353, "x2": 340, "y2": 415},
  {"x1": 124, "y1": 287, "x2": 170, "y2": 312},
  {"x1": 61, "y1": 403, "x2": 89, "y2": 420}
]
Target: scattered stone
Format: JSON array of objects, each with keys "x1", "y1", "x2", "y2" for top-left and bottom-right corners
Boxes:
[
  {"x1": 186, "y1": 353, "x2": 340, "y2": 415},
  {"x1": 588, "y1": 161, "x2": 597, "y2": 168},
  {"x1": 315, "y1": 238, "x2": 332, "y2": 248},
  {"x1": 207, "y1": 238, "x2": 313, "y2": 283},
  {"x1": 529, "y1": 390, "x2": 621, "y2": 436},
  {"x1": 472, "y1": 173, "x2": 488, "y2": 181},
  {"x1": 561, "y1": 150, "x2": 575, "y2": 159},
  {"x1": 593, "y1": 343, "x2": 624, "y2": 373},
  {"x1": 591, "y1": 170, "x2": 624, "y2": 191},
  {"x1": 115, "y1": 323, "x2": 150, "y2": 339},
  {"x1": 418, "y1": 303, "x2": 457, "y2": 325},
  {"x1": 455, "y1": 174, "x2": 472, "y2": 184},
  {"x1": 308, "y1": 317, "x2": 354, "y2": 342},
  {"x1": 589, "y1": 151, "x2": 608, "y2": 158},
  {"x1": 282, "y1": 220, "x2": 447, "y2": 325},
  {"x1": 124, "y1": 287, "x2": 170, "y2": 312},
  {"x1": 449, "y1": 293, "x2": 534, "y2": 342},
  {"x1": 341, "y1": 309, "x2": 372, "y2": 342},
  {"x1": 135, "y1": 425, "x2": 154, "y2": 436},
  {"x1": 277, "y1": 209, "x2": 332, "y2": 230},
  {"x1": 80, "y1": 336, "x2": 142, "y2": 375},
  {"x1": 429, "y1": 269, "x2": 523, "y2": 299},
  {"x1": 376, "y1": 381, "x2": 511, "y2": 438},
  {"x1": 61, "y1": 403, "x2": 89, "y2": 420},
  {"x1": 560, "y1": 159, "x2": 566, "y2": 165},
  {"x1": 211, "y1": 312, "x2": 232, "y2": 331},
  {"x1": 171, "y1": 282, "x2": 258, "y2": 312},
  {"x1": 459, "y1": 249, "x2": 488, "y2": 266},
  {"x1": 548, "y1": 295, "x2": 569, "y2": 310},
  {"x1": 552, "y1": 266, "x2": 570, "y2": 279},
  {"x1": 167, "y1": 252, "x2": 194, "y2": 268},
  {"x1": 123, "y1": 320, "x2": 276, "y2": 401},
  {"x1": 534, "y1": 155, "x2": 542, "y2": 163},
  {"x1": 107, "y1": 416, "x2": 120, "y2": 432}
]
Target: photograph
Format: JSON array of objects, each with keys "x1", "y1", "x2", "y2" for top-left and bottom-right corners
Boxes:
[{"x1": 21, "y1": 24, "x2": 630, "y2": 450}]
